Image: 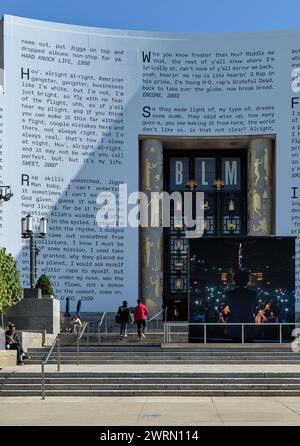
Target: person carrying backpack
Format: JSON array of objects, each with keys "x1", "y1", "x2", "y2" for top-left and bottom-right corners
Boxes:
[{"x1": 117, "y1": 300, "x2": 132, "y2": 338}]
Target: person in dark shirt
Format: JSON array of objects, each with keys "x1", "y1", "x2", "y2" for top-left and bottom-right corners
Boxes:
[
  {"x1": 117, "y1": 300, "x2": 132, "y2": 338},
  {"x1": 223, "y1": 270, "x2": 258, "y2": 342},
  {"x1": 5, "y1": 323, "x2": 30, "y2": 365}
]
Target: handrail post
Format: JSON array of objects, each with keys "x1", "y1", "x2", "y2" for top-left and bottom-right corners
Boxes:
[
  {"x1": 204, "y1": 324, "x2": 207, "y2": 344},
  {"x1": 57, "y1": 335, "x2": 61, "y2": 372},
  {"x1": 41, "y1": 335, "x2": 59, "y2": 400},
  {"x1": 77, "y1": 337, "x2": 79, "y2": 366},
  {"x1": 105, "y1": 315, "x2": 108, "y2": 334},
  {"x1": 242, "y1": 324, "x2": 244, "y2": 344},
  {"x1": 98, "y1": 313, "x2": 106, "y2": 343},
  {"x1": 41, "y1": 362, "x2": 45, "y2": 400},
  {"x1": 280, "y1": 324, "x2": 282, "y2": 344}
]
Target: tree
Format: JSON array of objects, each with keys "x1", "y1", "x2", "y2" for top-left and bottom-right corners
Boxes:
[
  {"x1": 0, "y1": 248, "x2": 22, "y2": 314},
  {"x1": 35, "y1": 273, "x2": 54, "y2": 296}
]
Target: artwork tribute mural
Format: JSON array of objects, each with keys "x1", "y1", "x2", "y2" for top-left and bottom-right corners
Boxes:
[
  {"x1": 0, "y1": 15, "x2": 299, "y2": 313},
  {"x1": 189, "y1": 237, "x2": 295, "y2": 342}
]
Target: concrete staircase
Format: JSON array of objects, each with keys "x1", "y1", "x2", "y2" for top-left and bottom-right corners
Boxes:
[
  {"x1": 2, "y1": 328, "x2": 300, "y2": 396},
  {"x1": 21, "y1": 344, "x2": 300, "y2": 365},
  {"x1": 2, "y1": 371, "x2": 300, "y2": 396}
]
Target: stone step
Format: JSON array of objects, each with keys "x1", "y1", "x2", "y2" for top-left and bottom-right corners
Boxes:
[
  {"x1": 4, "y1": 367, "x2": 300, "y2": 378},
  {"x1": 4, "y1": 372, "x2": 300, "y2": 377},
  {"x1": 2, "y1": 389, "x2": 300, "y2": 396},
  {"x1": 26, "y1": 349, "x2": 300, "y2": 353},
  {"x1": 28, "y1": 344, "x2": 292, "y2": 352},
  {"x1": 3, "y1": 377, "x2": 300, "y2": 384},
  {"x1": 27, "y1": 352, "x2": 300, "y2": 358},
  {"x1": 28, "y1": 347, "x2": 297, "y2": 353},
  {"x1": 29, "y1": 345, "x2": 295, "y2": 351},
  {"x1": 5, "y1": 383, "x2": 300, "y2": 391},
  {"x1": 26, "y1": 356, "x2": 300, "y2": 362},
  {"x1": 26, "y1": 356, "x2": 299, "y2": 365},
  {"x1": 28, "y1": 348, "x2": 298, "y2": 354},
  {"x1": 28, "y1": 352, "x2": 298, "y2": 357}
]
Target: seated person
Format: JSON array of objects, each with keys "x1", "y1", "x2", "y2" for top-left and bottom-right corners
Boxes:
[
  {"x1": 5, "y1": 323, "x2": 30, "y2": 365},
  {"x1": 70, "y1": 315, "x2": 83, "y2": 334}
]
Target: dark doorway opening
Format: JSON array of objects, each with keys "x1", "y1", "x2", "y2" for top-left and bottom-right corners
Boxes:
[{"x1": 163, "y1": 149, "x2": 247, "y2": 321}]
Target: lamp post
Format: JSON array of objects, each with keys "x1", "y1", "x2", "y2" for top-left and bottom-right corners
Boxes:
[
  {"x1": 0, "y1": 186, "x2": 13, "y2": 202},
  {"x1": 21, "y1": 214, "x2": 47, "y2": 288}
]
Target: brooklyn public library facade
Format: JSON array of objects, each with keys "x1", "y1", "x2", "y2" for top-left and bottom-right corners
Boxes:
[{"x1": 0, "y1": 15, "x2": 299, "y2": 324}]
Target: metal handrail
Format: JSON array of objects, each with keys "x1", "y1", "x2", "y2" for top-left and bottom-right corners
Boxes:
[
  {"x1": 78, "y1": 321, "x2": 88, "y2": 340},
  {"x1": 76, "y1": 322, "x2": 88, "y2": 365},
  {"x1": 98, "y1": 312, "x2": 107, "y2": 342},
  {"x1": 164, "y1": 322, "x2": 300, "y2": 344},
  {"x1": 148, "y1": 308, "x2": 166, "y2": 323},
  {"x1": 41, "y1": 334, "x2": 61, "y2": 400},
  {"x1": 147, "y1": 308, "x2": 167, "y2": 330}
]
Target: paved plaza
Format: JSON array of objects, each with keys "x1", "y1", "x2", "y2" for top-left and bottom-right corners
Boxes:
[{"x1": 1, "y1": 395, "x2": 300, "y2": 426}]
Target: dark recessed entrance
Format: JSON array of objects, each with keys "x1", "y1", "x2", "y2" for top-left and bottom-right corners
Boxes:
[{"x1": 163, "y1": 149, "x2": 247, "y2": 321}]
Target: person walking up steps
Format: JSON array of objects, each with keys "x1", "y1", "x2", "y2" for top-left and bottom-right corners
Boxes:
[
  {"x1": 117, "y1": 300, "x2": 132, "y2": 338},
  {"x1": 134, "y1": 299, "x2": 149, "y2": 341}
]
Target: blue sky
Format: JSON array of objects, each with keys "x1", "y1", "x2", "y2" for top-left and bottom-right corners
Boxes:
[{"x1": 0, "y1": 0, "x2": 300, "y2": 33}]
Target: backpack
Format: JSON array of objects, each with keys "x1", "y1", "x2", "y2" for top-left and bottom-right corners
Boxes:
[{"x1": 115, "y1": 306, "x2": 122, "y2": 324}]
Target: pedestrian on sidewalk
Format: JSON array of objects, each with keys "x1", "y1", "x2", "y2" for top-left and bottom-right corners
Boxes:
[
  {"x1": 134, "y1": 299, "x2": 149, "y2": 340},
  {"x1": 117, "y1": 300, "x2": 132, "y2": 338}
]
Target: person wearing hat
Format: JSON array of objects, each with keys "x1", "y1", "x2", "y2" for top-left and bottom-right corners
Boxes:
[{"x1": 5, "y1": 323, "x2": 30, "y2": 365}]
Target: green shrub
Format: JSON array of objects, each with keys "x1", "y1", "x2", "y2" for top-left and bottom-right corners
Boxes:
[
  {"x1": 35, "y1": 273, "x2": 54, "y2": 296},
  {"x1": 0, "y1": 248, "x2": 22, "y2": 314}
]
